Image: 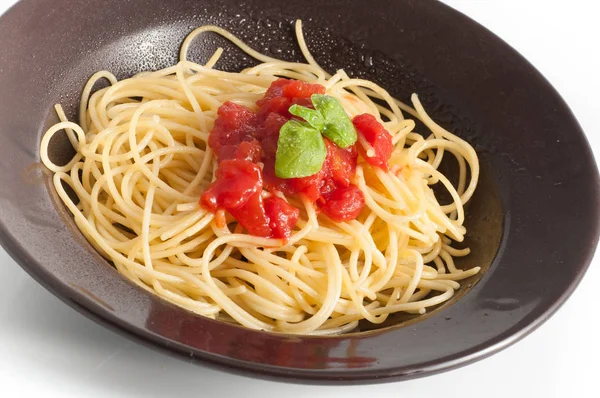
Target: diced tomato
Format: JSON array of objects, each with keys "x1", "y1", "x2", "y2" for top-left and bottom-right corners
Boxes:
[
  {"x1": 353, "y1": 113, "x2": 394, "y2": 171},
  {"x1": 290, "y1": 97, "x2": 314, "y2": 109},
  {"x1": 325, "y1": 139, "x2": 357, "y2": 188},
  {"x1": 257, "y1": 96, "x2": 292, "y2": 121},
  {"x1": 200, "y1": 159, "x2": 262, "y2": 211},
  {"x1": 256, "y1": 112, "x2": 288, "y2": 159},
  {"x1": 282, "y1": 80, "x2": 326, "y2": 99},
  {"x1": 258, "y1": 78, "x2": 290, "y2": 103},
  {"x1": 217, "y1": 145, "x2": 238, "y2": 162},
  {"x1": 209, "y1": 102, "x2": 257, "y2": 159},
  {"x1": 258, "y1": 78, "x2": 325, "y2": 102},
  {"x1": 262, "y1": 158, "x2": 292, "y2": 195},
  {"x1": 290, "y1": 169, "x2": 326, "y2": 202},
  {"x1": 320, "y1": 185, "x2": 365, "y2": 222},
  {"x1": 287, "y1": 139, "x2": 357, "y2": 201},
  {"x1": 256, "y1": 79, "x2": 293, "y2": 121},
  {"x1": 228, "y1": 191, "x2": 272, "y2": 238},
  {"x1": 257, "y1": 79, "x2": 325, "y2": 121},
  {"x1": 234, "y1": 140, "x2": 262, "y2": 162},
  {"x1": 200, "y1": 159, "x2": 272, "y2": 237},
  {"x1": 255, "y1": 112, "x2": 293, "y2": 195},
  {"x1": 218, "y1": 140, "x2": 262, "y2": 163},
  {"x1": 264, "y1": 196, "x2": 300, "y2": 240}
]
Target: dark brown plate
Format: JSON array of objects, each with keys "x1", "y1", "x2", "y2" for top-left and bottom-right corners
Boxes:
[{"x1": 0, "y1": 0, "x2": 598, "y2": 384}]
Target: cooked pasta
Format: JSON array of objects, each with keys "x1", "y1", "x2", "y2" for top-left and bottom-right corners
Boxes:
[{"x1": 40, "y1": 20, "x2": 479, "y2": 334}]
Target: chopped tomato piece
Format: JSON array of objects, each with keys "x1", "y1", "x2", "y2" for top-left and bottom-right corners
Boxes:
[
  {"x1": 264, "y1": 196, "x2": 300, "y2": 240},
  {"x1": 282, "y1": 80, "x2": 326, "y2": 98},
  {"x1": 257, "y1": 79, "x2": 325, "y2": 121},
  {"x1": 200, "y1": 159, "x2": 262, "y2": 211},
  {"x1": 353, "y1": 113, "x2": 394, "y2": 171},
  {"x1": 234, "y1": 140, "x2": 262, "y2": 163},
  {"x1": 200, "y1": 160, "x2": 272, "y2": 237},
  {"x1": 256, "y1": 112, "x2": 288, "y2": 159},
  {"x1": 288, "y1": 139, "x2": 357, "y2": 201},
  {"x1": 258, "y1": 78, "x2": 290, "y2": 102},
  {"x1": 290, "y1": 97, "x2": 314, "y2": 109},
  {"x1": 325, "y1": 139, "x2": 357, "y2": 188},
  {"x1": 257, "y1": 96, "x2": 292, "y2": 121},
  {"x1": 262, "y1": 158, "x2": 293, "y2": 195},
  {"x1": 208, "y1": 102, "x2": 257, "y2": 159},
  {"x1": 321, "y1": 185, "x2": 365, "y2": 222},
  {"x1": 257, "y1": 79, "x2": 293, "y2": 121},
  {"x1": 290, "y1": 169, "x2": 326, "y2": 202},
  {"x1": 219, "y1": 140, "x2": 262, "y2": 163},
  {"x1": 228, "y1": 191, "x2": 272, "y2": 238}
]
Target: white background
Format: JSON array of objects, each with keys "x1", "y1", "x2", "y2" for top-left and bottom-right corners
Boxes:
[{"x1": 1, "y1": 0, "x2": 598, "y2": 396}]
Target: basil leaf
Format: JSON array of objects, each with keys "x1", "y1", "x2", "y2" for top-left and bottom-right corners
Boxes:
[
  {"x1": 275, "y1": 120, "x2": 327, "y2": 179},
  {"x1": 289, "y1": 104, "x2": 325, "y2": 131},
  {"x1": 311, "y1": 94, "x2": 357, "y2": 148}
]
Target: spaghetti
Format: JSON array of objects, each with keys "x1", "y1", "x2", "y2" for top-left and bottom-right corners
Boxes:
[{"x1": 40, "y1": 21, "x2": 480, "y2": 334}]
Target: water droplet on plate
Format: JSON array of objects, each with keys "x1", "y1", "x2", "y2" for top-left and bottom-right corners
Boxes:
[{"x1": 269, "y1": 43, "x2": 284, "y2": 54}]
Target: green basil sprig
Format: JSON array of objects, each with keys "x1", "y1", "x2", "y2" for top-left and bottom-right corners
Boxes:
[
  {"x1": 275, "y1": 120, "x2": 327, "y2": 179},
  {"x1": 275, "y1": 94, "x2": 357, "y2": 179}
]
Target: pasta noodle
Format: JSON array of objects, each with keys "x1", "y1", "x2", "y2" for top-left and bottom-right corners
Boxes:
[{"x1": 40, "y1": 20, "x2": 480, "y2": 334}]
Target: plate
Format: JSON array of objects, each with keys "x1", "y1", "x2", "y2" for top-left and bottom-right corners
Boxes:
[{"x1": 0, "y1": 0, "x2": 598, "y2": 383}]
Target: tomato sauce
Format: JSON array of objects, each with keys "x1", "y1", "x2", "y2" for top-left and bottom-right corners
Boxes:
[
  {"x1": 352, "y1": 113, "x2": 394, "y2": 171},
  {"x1": 201, "y1": 78, "x2": 393, "y2": 239}
]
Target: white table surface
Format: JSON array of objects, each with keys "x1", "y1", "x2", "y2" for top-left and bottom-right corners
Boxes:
[{"x1": 1, "y1": 0, "x2": 598, "y2": 396}]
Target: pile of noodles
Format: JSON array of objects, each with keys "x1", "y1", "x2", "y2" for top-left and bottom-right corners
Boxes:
[{"x1": 40, "y1": 21, "x2": 479, "y2": 334}]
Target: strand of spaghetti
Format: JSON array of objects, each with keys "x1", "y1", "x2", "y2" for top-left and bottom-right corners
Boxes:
[
  {"x1": 181, "y1": 25, "x2": 285, "y2": 64},
  {"x1": 53, "y1": 104, "x2": 80, "y2": 150},
  {"x1": 294, "y1": 20, "x2": 331, "y2": 77},
  {"x1": 204, "y1": 47, "x2": 224, "y2": 69},
  {"x1": 334, "y1": 79, "x2": 404, "y2": 120},
  {"x1": 435, "y1": 267, "x2": 481, "y2": 280},
  {"x1": 79, "y1": 71, "x2": 118, "y2": 132},
  {"x1": 40, "y1": 121, "x2": 86, "y2": 172},
  {"x1": 276, "y1": 243, "x2": 343, "y2": 333},
  {"x1": 412, "y1": 94, "x2": 479, "y2": 204},
  {"x1": 443, "y1": 245, "x2": 470, "y2": 257},
  {"x1": 53, "y1": 173, "x2": 191, "y2": 285}
]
